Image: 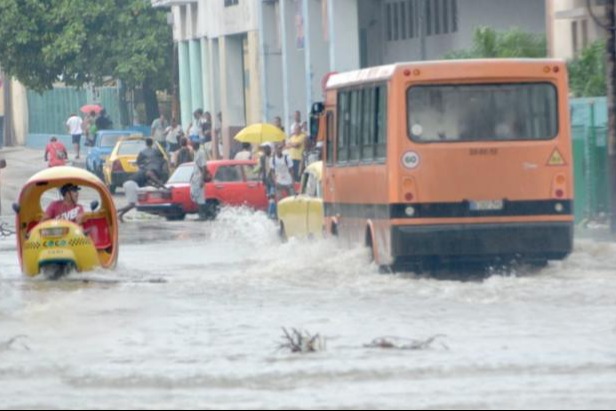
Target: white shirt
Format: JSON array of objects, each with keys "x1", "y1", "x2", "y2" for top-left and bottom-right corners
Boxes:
[
  {"x1": 270, "y1": 154, "x2": 293, "y2": 186},
  {"x1": 66, "y1": 116, "x2": 83, "y2": 135},
  {"x1": 234, "y1": 151, "x2": 252, "y2": 161}
]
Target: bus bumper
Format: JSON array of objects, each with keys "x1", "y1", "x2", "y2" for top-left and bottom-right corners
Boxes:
[{"x1": 391, "y1": 222, "x2": 573, "y2": 263}]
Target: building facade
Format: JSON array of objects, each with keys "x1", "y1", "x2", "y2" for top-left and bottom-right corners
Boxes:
[
  {"x1": 155, "y1": 0, "x2": 546, "y2": 157},
  {"x1": 546, "y1": 0, "x2": 608, "y2": 60}
]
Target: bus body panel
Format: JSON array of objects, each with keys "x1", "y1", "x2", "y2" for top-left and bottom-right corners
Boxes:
[{"x1": 322, "y1": 59, "x2": 573, "y2": 267}]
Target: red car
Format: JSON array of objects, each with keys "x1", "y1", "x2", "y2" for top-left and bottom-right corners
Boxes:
[{"x1": 137, "y1": 159, "x2": 268, "y2": 220}]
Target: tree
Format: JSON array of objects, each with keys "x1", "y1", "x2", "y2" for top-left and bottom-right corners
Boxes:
[
  {"x1": 568, "y1": 40, "x2": 607, "y2": 98},
  {"x1": 445, "y1": 26, "x2": 547, "y2": 59},
  {"x1": 0, "y1": 0, "x2": 173, "y2": 123}
]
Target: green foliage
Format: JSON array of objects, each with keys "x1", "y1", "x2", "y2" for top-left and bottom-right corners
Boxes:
[
  {"x1": 0, "y1": 0, "x2": 172, "y2": 93},
  {"x1": 445, "y1": 26, "x2": 547, "y2": 59},
  {"x1": 568, "y1": 40, "x2": 606, "y2": 98}
]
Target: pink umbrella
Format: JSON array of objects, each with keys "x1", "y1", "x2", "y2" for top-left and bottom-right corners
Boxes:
[{"x1": 80, "y1": 104, "x2": 102, "y2": 114}]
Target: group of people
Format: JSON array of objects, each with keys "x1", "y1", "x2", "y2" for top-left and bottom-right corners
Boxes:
[
  {"x1": 252, "y1": 110, "x2": 322, "y2": 219},
  {"x1": 151, "y1": 109, "x2": 223, "y2": 163},
  {"x1": 44, "y1": 109, "x2": 113, "y2": 168},
  {"x1": 43, "y1": 108, "x2": 320, "y2": 222}
]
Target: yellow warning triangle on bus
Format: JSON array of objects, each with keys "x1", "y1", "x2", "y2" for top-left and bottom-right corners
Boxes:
[{"x1": 547, "y1": 149, "x2": 566, "y2": 166}]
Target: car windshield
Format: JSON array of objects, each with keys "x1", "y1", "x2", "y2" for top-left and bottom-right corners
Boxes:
[
  {"x1": 167, "y1": 165, "x2": 194, "y2": 184},
  {"x1": 117, "y1": 140, "x2": 146, "y2": 155},
  {"x1": 100, "y1": 134, "x2": 129, "y2": 148}
]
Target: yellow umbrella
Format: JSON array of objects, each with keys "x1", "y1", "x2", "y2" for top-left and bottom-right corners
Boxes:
[{"x1": 234, "y1": 123, "x2": 286, "y2": 145}]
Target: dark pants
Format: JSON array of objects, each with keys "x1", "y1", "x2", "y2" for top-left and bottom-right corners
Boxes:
[{"x1": 292, "y1": 160, "x2": 301, "y2": 182}]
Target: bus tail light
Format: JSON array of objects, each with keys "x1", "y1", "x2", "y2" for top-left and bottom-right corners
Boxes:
[
  {"x1": 552, "y1": 174, "x2": 567, "y2": 199},
  {"x1": 402, "y1": 178, "x2": 418, "y2": 203}
]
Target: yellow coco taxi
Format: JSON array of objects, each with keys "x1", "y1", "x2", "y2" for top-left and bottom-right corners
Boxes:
[
  {"x1": 103, "y1": 136, "x2": 170, "y2": 194},
  {"x1": 14, "y1": 166, "x2": 119, "y2": 278},
  {"x1": 277, "y1": 161, "x2": 324, "y2": 240}
]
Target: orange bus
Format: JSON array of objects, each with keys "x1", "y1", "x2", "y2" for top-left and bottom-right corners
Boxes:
[{"x1": 313, "y1": 59, "x2": 573, "y2": 270}]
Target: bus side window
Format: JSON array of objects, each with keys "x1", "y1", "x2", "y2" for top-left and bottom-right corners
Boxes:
[
  {"x1": 376, "y1": 85, "x2": 388, "y2": 160},
  {"x1": 337, "y1": 91, "x2": 350, "y2": 164},
  {"x1": 361, "y1": 88, "x2": 375, "y2": 162},
  {"x1": 349, "y1": 90, "x2": 361, "y2": 162},
  {"x1": 326, "y1": 112, "x2": 335, "y2": 166}
]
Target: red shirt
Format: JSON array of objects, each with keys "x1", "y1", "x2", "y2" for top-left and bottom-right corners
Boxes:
[
  {"x1": 46, "y1": 142, "x2": 67, "y2": 167},
  {"x1": 45, "y1": 201, "x2": 84, "y2": 223}
]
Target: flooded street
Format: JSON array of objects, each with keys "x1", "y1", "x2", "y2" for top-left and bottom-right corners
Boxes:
[{"x1": 1, "y1": 206, "x2": 616, "y2": 409}]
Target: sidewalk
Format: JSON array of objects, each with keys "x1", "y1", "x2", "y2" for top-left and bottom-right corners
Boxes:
[{"x1": 0, "y1": 147, "x2": 86, "y2": 218}]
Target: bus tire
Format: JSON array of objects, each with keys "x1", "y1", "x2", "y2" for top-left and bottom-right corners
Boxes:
[{"x1": 366, "y1": 227, "x2": 392, "y2": 274}]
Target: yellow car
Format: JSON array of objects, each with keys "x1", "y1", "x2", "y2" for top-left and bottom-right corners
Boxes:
[
  {"x1": 277, "y1": 161, "x2": 323, "y2": 240},
  {"x1": 102, "y1": 136, "x2": 170, "y2": 194}
]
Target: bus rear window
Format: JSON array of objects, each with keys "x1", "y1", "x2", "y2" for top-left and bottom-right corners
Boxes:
[{"x1": 407, "y1": 83, "x2": 558, "y2": 142}]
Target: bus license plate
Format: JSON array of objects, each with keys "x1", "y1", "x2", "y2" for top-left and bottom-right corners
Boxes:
[{"x1": 470, "y1": 200, "x2": 504, "y2": 211}]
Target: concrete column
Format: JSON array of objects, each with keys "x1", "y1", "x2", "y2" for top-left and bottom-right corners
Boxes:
[
  {"x1": 209, "y1": 38, "x2": 221, "y2": 119},
  {"x1": 219, "y1": 35, "x2": 245, "y2": 158},
  {"x1": 201, "y1": 38, "x2": 212, "y2": 113},
  {"x1": 280, "y1": 0, "x2": 307, "y2": 132},
  {"x1": 259, "y1": 1, "x2": 285, "y2": 123},
  {"x1": 328, "y1": 0, "x2": 360, "y2": 72},
  {"x1": 246, "y1": 31, "x2": 262, "y2": 125},
  {"x1": 189, "y1": 39, "x2": 204, "y2": 112},
  {"x1": 178, "y1": 41, "x2": 192, "y2": 128},
  {"x1": 303, "y1": 0, "x2": 331, "y2": 112}
]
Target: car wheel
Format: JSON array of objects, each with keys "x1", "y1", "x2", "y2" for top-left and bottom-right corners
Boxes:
[
  {"x1": 166, "y1": 214, "x2": 186, "y2": 222},
  {"x1": 205, "y1": 201, "x2": 220, "y2": 220}
]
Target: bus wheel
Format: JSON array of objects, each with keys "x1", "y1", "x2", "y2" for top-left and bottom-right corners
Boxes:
[{"x1": 366, "y1": 228, "x2": 391, "y2": 274}]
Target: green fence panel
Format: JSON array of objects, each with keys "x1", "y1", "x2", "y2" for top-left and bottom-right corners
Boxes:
[
  {"x1": 572, "y1": 125, "x2": 588, "y2": 222},
  {"x1": 27, "y1": 87, "x2": 121, "y2": 135}
]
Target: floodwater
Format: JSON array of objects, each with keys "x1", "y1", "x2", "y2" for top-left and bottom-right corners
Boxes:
[{"x1": 1, "y1": 208, "x2": 615, "y2": 409}]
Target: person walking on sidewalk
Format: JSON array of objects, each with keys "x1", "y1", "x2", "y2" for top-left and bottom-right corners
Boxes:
[
  {"x1": 44, "y1": 136, "x2": 68, "y2": 168},
  {"x1": 66, "y1": 113, "x2": 83, "y2": 160}
]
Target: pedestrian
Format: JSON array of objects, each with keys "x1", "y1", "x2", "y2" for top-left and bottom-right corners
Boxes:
[
  {"x1": 165, "y1": 118, "x2": 183, "y2": 152},
  {"x1": 190, "y1": 142, "x2": 211, "y2": 220},
  {"x1": 214, "y1": 111, "x2": 223, "y2": 159},
  {"x1": 286, "y1": 123, "x2": 307, "y2": 182},
  {"x1": 201, "y1": 111, "x2": 214, "y2": 159},
  {"x1": 174, "y1": 137, "x2": 194, "y2": 167},
  {"x1": 234, "y1": 143, "x2": 253, "y2": 160},
  {"x1": 270, "y1": 143, "x2": 295, "y2": 205},
  {"x1": 290, "y1": 110, "x2": 302, "y2": 134},
  {"x1": 257, "y1": 143, "x2": 276, "y2": 219},
  {"x1": 273, "y1": 116, "x2": 285, "y2": 132},
  {"x1": 117, "y1": 169, "x2": 163, "y2": 223},
  {"x1": 151, "y1": 113, "x2": 169, "y2": 147},
  {"x1": 44, "y1": 136, "x2": 68, "y2": 168},
  {"x1": 66, "y1": 113, "x2": 83, "y2": 159},
  {"x1": 136, "y1": 138, "x2": 166, "y2": 188},
  {"x1": 187, "y1": 109, "x2": 203, "y2": 147},
  {"x1": 95, "y1": 108, "x2": 113, "y2": 131}
]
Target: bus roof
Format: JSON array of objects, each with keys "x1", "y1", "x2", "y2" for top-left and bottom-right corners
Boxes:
[{"x1": 326, "y1": 58, "x2": 566, "y2": 90}]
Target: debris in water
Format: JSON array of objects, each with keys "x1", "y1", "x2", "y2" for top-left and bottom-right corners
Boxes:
[
  {"x1": 364, "y1": 335, "x2": 448, "y2": 351},
  {"x1": 0, "y1": 335, "x2": 30, "y2": 352},
  {"x1": 278, "y1": 328, "x2": 325, "y2": 354}
]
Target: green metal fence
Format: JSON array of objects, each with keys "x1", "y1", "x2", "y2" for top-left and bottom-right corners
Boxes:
[
  {"x1": 571, "y1": 97, "x2": 610, "y2": 224},
  {"x1": 27, "y1": 87, "x2": 122, "y2": 135}
]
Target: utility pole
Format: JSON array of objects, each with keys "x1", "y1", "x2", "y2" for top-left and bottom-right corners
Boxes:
[
  {"x1": 605, "y1": 0, "x2": 616, "y2": 233},
  {"x1": 587, "y1": 0, "x2": 616, "y2": 233},
  {"x1": 419, "y1": 0, "x2": 427, "y2": 60}
]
